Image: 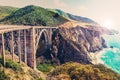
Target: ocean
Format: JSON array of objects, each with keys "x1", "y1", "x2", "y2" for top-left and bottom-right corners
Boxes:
[{"x1": 100, "y1": 34, "x2": 120, "y2": 74}]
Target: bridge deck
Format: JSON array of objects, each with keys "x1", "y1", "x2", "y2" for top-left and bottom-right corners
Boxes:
[{"x1": 0, "y1": 25, "x2": 57, "y2": 34}]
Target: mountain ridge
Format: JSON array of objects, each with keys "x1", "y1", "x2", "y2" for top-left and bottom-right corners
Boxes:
[
  {"x1": 0, "y1": 5, "x2": 69, "y2": 26},
  {"x1": 48, "y1": 9, "x2": 97, "y2": 24},
  {"x1": 0, "y1": 5, "x2": 99, "y2": 27}
]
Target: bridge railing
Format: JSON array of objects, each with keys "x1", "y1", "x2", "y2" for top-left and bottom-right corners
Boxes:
[{"x1": 0, "y1": 25, "x2": 57, "y2": 34}]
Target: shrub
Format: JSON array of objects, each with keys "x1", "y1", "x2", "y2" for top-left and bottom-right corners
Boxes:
[
  {"x1": 37, "y1": 78, "x2": 44, "y2": 80},
  {"x1": 6, "y1": 60, "x2": 20, "y2": 71},
  {"x1": 37, "y1": 63, "x2": 54, "y2": 73},
  {"x1": 0, "y1": 70, "x2": 9, "y2": 80},
  {"x1": 50, "y1": 62, "x2": 120, "y2": 80}
]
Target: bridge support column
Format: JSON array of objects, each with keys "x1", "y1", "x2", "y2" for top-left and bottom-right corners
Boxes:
[
  {"x1": 1, "y1": 33, "x2": 5, "y2": 66},
  {"x1": 29, "y1": 27, "x2": 36, "y2": 70},
  {"x1": 10, "y1": 32, "x2": 14, "y2": 60},
  {"x1": 18, "y1": 30, "x2": 21, "y2": 63},
  {"x1": 24, "y1": 30, "x2": 27, "y2": 64},
  {"x1": 46, "y1": 29, "x2": 52, "y2": 49}
]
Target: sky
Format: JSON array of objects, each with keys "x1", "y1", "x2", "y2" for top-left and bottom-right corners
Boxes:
[{"x1": 0, "y1": 0, "x2": 120, "y2": 29}]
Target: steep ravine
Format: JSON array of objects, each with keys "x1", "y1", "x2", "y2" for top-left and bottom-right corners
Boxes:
[{"x1": 51, "y1": 26, "x2": 107, "y2": 64}]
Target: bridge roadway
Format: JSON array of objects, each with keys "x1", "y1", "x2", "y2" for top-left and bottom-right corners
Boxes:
[
  {"x1": 0, "y1": 25, "x2": 58, "y2": 69},
  {"x1": 0, "y1": 25, "x2": 57, "y2": 34}
]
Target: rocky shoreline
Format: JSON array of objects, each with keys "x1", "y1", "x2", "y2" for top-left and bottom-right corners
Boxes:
[{"x1": 48, "y1": 25, "x2": 107, "y2": 64}]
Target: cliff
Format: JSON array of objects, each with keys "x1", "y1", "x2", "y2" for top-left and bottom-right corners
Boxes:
[{"x1": 51, "y1": 24, "x2": 107, "y2": 64}]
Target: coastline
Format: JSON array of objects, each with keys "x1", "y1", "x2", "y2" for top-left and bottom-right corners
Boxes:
[
  {"x1": 90, "y1": 33, "x2": 120, "y2": 74},
  {"x1": 89, "y1": 48, "x2": 108, "y2": 65}
]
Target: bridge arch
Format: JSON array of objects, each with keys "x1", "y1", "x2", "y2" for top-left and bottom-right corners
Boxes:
[
  {"x1": 34, "y1": 29, "x2": 52, "y2": 68},
  {"x1": 35, "y1": 29, "x2": 49, "y2": 51}
]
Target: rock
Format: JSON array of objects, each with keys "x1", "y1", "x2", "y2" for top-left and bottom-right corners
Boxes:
[
  {"x1": 110, "y1": 46, "x2": 113, "y2": 48},
  {"x1": 37, "y1": 25, "x2": 108, "y2": 65},
  {"x1": 51, "y1": 25, "x2": 107, "y2": 64}
]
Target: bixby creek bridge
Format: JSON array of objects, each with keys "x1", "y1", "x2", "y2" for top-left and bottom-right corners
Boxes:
[{"x1": 0, "y1": 25, "x2": 57, "y2": 70}]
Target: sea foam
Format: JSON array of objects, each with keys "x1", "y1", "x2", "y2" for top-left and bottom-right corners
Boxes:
[{"x1": 99, "y1": 34, "x2": 120, "y2": 74}]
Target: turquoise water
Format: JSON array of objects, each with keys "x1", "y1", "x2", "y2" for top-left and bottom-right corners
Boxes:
[{"x1": 101, "y1": 34, "x2": 120, "y2": 73}]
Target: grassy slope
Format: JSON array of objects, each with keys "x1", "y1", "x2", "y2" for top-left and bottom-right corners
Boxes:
[
  {"x1": 0, "y1": 53, "x2": 46, "y2": 80},
  {"x1": 0, "y1": 6, "x2": 18, "y2": 20},
  {"x1": 0, "y1": 5, "x2": 69, "y2": 26},
  {"x1": 49, "y1": 62, "x2": 120, "y2": 80}
]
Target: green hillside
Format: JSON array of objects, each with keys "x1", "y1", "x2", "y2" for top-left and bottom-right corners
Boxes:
[
  {"x1": 49, "y1": 9, "x2": 69, "y2": 19},
  {"x1": 49, "y1": 62, "x2": 120, "y2": 80},
  {"x1": 0, "y1": 5, "x2": 97, "y2": 26},
  {"x1": 0, "y1": 6, "x2": 18, "y2": 19},
  {"x1": 49, "y1": 9, "x2": 97, "y2": 24},
  {"x1": 0, "y1": 5, "x2": 69, "y2": 26}
]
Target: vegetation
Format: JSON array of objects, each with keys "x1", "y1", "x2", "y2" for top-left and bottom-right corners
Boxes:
[
  {"x1": 49, "y1": 62, "x2": 120, "y2": 80},
  {"x1": 0, "y1": 64, "x2": 9, "y2": 80},
  {"x1": 6, "y1": 59, "x2": 20, "y2": 71},
  {"x1": 0, "y1": 5, "x2": 97, "y2": 26},
  {"x1": 0, "y1": 54, "x2": 20, "y2": 71},
  {"x1": 37, "y1": 63, "x2": 54, "y2": 73},
  {"x1": 49, "y1": 9, "x2": 97, "y2": 24},
  {"x1": 0, "y1": 6, "x2": 18, "y2": 19},
  {"x1": 0, "y1": 5, "x2": 69, "y2": 26},
  {"x1": 49, "y1": 9, "x2": 69, "y2": 19},
  {"x1": 0, "y1": 53, "x2": 45, "y2": 80},
  {"x1": 0, "y1": 70, "x2": 9, "y2": 80}
]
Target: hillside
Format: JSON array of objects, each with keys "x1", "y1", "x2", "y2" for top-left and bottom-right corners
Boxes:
[
  {"x1": 0, "y1": 53, "x2": 46, "y2": 80},
  {"x1": 49, "y1": 9, "x2": 69, "y2": 19},
  {"x1": 49, "y1": 62, "x2": 120, "y2": 80},
  {"x1": 0, "y1": 5, "x2": 98, "y2": 27},
  {"x1": 49, "y1": 9, "x2": 97, "y2": 24},
  {"x1": 0, "y1": 5, "x2": 69, "y2": 26},
  {"x1": 0, "y1": 6, "x2": 18, "y2": 19}
]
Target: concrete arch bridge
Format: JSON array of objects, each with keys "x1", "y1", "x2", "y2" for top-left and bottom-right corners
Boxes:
[{"x1": 0, "y1": 25, "x2": 57, "y2": 69}]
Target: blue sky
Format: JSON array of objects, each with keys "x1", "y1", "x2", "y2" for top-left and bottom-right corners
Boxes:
[{"x1": 0, "y1": 0, "x2": 120, "y2": 29}]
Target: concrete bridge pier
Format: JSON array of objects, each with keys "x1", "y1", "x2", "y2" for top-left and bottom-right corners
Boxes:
[
  {"x1": 18, "y1": 30, "x2": 21, "y2": 63},
  {"x1": 9, "y1": 32, "x2": 14, "y2": 60},
  {"x1": 27, "y1": 28, "x2": 53, "y2": 70},
  {"x1": 46, "y1": 28, "x2": 52, "y2": 50},
  {"x1": 1, "y1": 33, "x2": 5, "y2": 66},
  {"x1": 28, "y1": 27, "x2": 36, "y2": 70},
  {"x1": 24, "y1": 30, "x2": 27, "y2": 64}
]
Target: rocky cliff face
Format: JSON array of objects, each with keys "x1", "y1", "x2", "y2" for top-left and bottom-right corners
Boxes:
[{"x1": 51, "y1": 25, "x2": 107, "y2": 64}]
